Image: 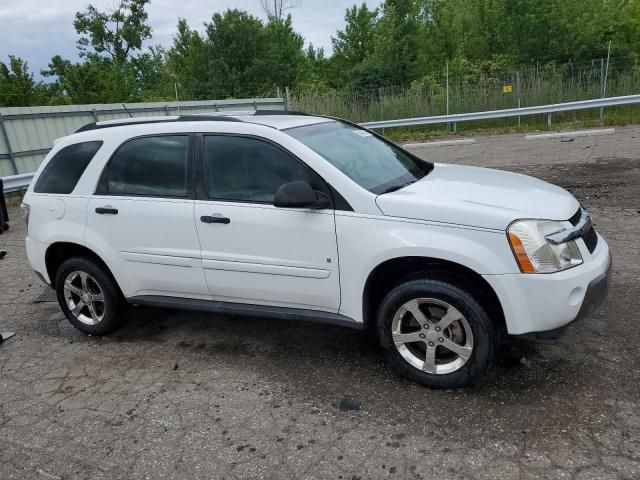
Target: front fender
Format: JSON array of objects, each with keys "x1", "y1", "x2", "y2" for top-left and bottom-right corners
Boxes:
[{"x1": 335, "y1": 213, "x2": 517, "y2": 323}]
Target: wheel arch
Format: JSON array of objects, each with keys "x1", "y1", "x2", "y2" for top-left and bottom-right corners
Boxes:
[
  {"x1": 362, "y1": 256, "x2": 506, "y2": 333},
  {"x1": 45, "y1": 242, "x2": 117, "y2": 290}
]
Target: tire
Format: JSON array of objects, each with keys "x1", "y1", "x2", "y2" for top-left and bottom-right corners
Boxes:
[
  {"x1": 55, "y1": 256, "x2": 126, "y2": 336},
  {"x1": 1, "y1": 223, "x2": 8, "y2": 231},
  {"x1": 376, "y1": 275, "x2": 497, "y2": 389}
]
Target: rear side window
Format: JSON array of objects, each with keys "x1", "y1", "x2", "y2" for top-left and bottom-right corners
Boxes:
[
  {"x1": 34, "y1": 141, "x2": 102, "y2": 194},
  {"x1": 106, "y1": 136, "x2": 189, "y2": 197}
]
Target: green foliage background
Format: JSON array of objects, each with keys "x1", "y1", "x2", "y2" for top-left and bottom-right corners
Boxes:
[{"x1": 2, "y1": 0, "x2": 640, "y2": 125}]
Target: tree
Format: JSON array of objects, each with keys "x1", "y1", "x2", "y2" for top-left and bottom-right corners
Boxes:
[
  {"x1": 0, "y1": 56, "x2": 48, "y2": 107},
  {"x1": 205, "y1": 9, "x2": 268, "y2": 97},
  {"x1": 164, "y1": 19, "x2": 210, "y2": 100},
  {"x1": 42, "y1": 55, "x2": 142, "y2": 104},
  {"x1": 9, "y1": 0, "x2": 640, "y2": 107},
  {"x1": 74, "y1": 0, "x2": 152, "y2": 65},
  {"x1": 166, "y1": 11, "x2": 309, "y2": 99},
  {"x1": 260, "y1": 0, "x2": 302, "y2": 21},
  {"x1": 326, "y1": 3, "x2": 379, "y2": 88},
  {"x1": 332, "y1": 3, "x2": 379, "y2": 66},
  {"x1": 370, "y1": 0, "x2": 422, "y2": 85},
  {"x1": 299, "y1": 44, "x2": 333, "y2": 90},
  {"x1": 133, "y1": 46, "x2": 166, "y2": 99},
  {"x1": 44, "y1": 0, "x2": 156, "y2": 103},
  {"x1": 261, "y1": 16, "x2": 307, "y2": 92}
]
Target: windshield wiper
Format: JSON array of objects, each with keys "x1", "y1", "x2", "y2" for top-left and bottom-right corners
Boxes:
[{"x1": 381, "y1": 180, "x2": 416, "y2": 194}]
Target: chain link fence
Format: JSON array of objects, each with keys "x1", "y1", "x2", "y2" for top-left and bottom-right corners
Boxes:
[{"x1": 291, "y1": 57, "x2": 640, "y2": 130}]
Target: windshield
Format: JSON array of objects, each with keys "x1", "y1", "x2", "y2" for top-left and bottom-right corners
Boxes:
[{"x1": 286, "y1": 121, "x2": 433, "y2": 194}]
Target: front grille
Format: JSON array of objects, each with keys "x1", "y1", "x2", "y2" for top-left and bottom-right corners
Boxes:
[
  {"x1": 568, "y1": 208, "x2": 598, "y2": 253},
  {"x1": 583, "y1": 224, "x2": 598, "y2": 253},
  {"x1": 569, "y1": 209, "x2": 582, "y2": 226}
]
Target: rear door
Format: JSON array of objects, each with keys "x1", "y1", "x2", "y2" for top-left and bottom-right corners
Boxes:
[
  {"x1": 194, "y1": 134, "x2": 341, "y2": 312},
  {"x1": 85, "y1": 134, "x2": 210, "y2": 299}
]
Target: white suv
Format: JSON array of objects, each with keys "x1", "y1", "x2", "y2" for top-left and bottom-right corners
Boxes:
[{"x1": 22, "y1": 112, "x2": 611, "y2": 388}]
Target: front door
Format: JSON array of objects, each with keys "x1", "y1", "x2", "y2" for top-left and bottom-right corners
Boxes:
[
  {"x1": 194, "y1": 134, "x2": 341, "y2": 312},
  {"x1": 86, "y1": 134, "x2": 210, "y2": 299}
]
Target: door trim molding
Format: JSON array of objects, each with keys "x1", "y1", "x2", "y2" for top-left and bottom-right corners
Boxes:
[
  {"x1": 202, "y1": 258, "x2": 330, "y2": 278},
  {"x1": 121, "y1": 251, "x2": 200, "y2": 268}
]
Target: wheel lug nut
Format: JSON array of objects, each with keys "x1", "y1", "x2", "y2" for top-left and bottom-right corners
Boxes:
[
  {"x1": 428, "y1": 341, "x2": 435, "y2": 347},
  {"x1": 438, "y1": 337, "x2": 444, "y2": 343},
  {"x1": 424, "y1": 324, "x2": 429, "y2": 329},
  {"x1": 435, "y1": 326, "x2": 441, "y2": 332},
  {"x1": 419, "y1": 333, "x2": 425, "y2": 339}
]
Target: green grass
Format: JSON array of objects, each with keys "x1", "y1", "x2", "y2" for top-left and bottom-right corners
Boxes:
[{"x1": 5, "y1": 193, "x2": 23, "y2": 207}]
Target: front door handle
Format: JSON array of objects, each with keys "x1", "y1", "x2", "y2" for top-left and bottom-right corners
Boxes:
[
  {"x1": 95, "y1": 207, "x2": 118, "y2": 215},
  {"x1": 201, "y1": 215, "x2": 230, "y2": 224}
]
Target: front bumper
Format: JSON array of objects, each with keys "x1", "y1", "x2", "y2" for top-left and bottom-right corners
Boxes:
[
  {"x1": 483, "y1": 234, "x2": 611, "y2": 335},
  {"x1": 516, "y1": 253, "x2": 611, "y2": 340}
]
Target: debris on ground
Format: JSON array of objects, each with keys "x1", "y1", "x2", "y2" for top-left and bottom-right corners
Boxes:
[
  {"x1": 339, "y1": 396, "x2": 362, "y2": 411},
  {"x1": 0, "y1": 332, "x2": 16, "y2": 343}
]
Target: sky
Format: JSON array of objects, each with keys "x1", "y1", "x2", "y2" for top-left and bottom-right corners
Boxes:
[{"x1": 0, "y1": 0, "x2": 384, "y2": 78}]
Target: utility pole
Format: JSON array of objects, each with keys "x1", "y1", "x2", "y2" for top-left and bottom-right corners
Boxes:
[
  {"x1": 446, "y1": 61, "x2": 450, "y2": 131},
  {"x1": 516, "y1": 71, "x2": 521, "y2": 127},
  {"x1": 602, "y1": 40, "x2": 612, "y2": 124},
  {"x1": 379, "y1": 87, "x2": 385, "y2": 136},
  {"x1": 175, "y1": 82, "x2": 181, "y2": 114}
]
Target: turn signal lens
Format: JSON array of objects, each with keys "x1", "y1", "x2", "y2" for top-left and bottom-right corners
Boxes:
[{"x1": 508, "y1": 231, "x2": 535, "y2": 273}]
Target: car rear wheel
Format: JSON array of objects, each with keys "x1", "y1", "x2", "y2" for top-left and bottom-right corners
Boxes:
[
  {"x1": 376, "y1": 276, "x2": 497, "y2": 389},
  {"x1": 55, "y1": 257, "x2": 126, "y2": 335}
]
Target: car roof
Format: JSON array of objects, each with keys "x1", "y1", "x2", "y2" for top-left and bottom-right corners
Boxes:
[{"x1": 75, "y1": 111, "x2": 335, "y2": 133}]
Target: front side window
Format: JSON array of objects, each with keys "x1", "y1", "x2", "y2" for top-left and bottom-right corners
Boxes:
[
  {"x1": 107, "y1": 136, "x2": 188, "y2": 197},
  {"x1": 34, "y1": 141, "x2": 102, "y2": 194},
  {"x1": 203, "y1": 136, "x2": 324, "y2": 203},
  {"x1": 286, "y1": 121, "x2": 432, "y2": 194}
]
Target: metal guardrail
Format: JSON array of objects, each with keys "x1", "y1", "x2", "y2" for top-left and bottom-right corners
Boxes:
[
  {"x1": 3, "y1": 173, "x2": 34, "y2": 193},
  {"x1": 0, "y1": 98, "x2": 285, "y2": 177},
  {"x1": 3, "y1": 94, "x2": 640, "y2": 195},
  {"x1": 360, "y1": 94, "x2": 640, "y2": 129}
]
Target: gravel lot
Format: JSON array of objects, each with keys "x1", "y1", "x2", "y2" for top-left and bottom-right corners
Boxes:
[{"x1": 1, "y1": 126, "x2": 639, "y2": 480}]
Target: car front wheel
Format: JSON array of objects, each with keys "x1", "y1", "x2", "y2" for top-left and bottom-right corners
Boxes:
[{"x1": 376, "y1": 276, "x2": 497, "y2": 389}]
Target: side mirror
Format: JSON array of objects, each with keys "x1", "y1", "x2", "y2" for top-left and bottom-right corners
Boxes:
[{"x1": 273, "y1": 181, "x2": 331, "y2": 209}]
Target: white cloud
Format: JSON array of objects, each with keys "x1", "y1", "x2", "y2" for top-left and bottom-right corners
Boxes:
[{"x1": 0, "y1": 0, "x2": 383, "y2": 78}]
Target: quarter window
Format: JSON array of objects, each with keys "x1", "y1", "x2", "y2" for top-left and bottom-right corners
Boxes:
[
  {"x1": 203, "y1": 136, "x2": 324, "y2": 203},
  {"x1": 34, "y1": 141, "x2": 102, "y2": 194},
  {"x1": 107, "y1": 136, "x2": 189, "y2": 197}
]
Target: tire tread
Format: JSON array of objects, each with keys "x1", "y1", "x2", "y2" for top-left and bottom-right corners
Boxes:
[
  {"x1": 376, "y1": 274, "x2": 497, "y2": 389},
  {"x1": 54, "y1": 256, "x2": 126, "y2": 335}
]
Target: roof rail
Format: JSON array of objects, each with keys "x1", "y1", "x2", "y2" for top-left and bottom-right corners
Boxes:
[
  {"x1": 74, "y1": 110, "x2": 312, "y2": 134},
  {"x1": 75, "y1": 114, "x2": 245, "y2": 133},
  {"x1": 253, "y1": 110, "x2": 310, "y2": 116}
]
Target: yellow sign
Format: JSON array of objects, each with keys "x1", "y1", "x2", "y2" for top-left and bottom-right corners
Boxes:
[{"x1": 503, "y1": 84, "x2": 513, "y2": 93}]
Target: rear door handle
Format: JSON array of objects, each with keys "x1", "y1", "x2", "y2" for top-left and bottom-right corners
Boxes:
[
  {"x1": 95, "y1": 207, "x2": 118, "y2": 215},
  {"x1": 201, "y1": 215, "x2": 230, "y2": 224}
]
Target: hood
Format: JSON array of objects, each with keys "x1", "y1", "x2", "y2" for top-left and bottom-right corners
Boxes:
[{"x1": 375, "y1": 163, "x2": 579, "y2": 230}]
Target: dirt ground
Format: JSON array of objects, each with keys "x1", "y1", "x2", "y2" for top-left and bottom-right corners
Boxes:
[{"x1": 1, "y1": 126, "x2": 639, "y2": 480}]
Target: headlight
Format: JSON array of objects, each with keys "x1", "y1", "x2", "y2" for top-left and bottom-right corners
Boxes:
[{"x1": 507, "y1": 219, "x2": 583, "y2": 273}]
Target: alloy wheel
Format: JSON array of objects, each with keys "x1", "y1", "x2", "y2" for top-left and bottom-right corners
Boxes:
[
  {"x1": 391, "y1": 297, "x2": 474, "y2": 374},
  {"x1": 63, "y1": 271, "x2": 106, "y2": 326}
]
